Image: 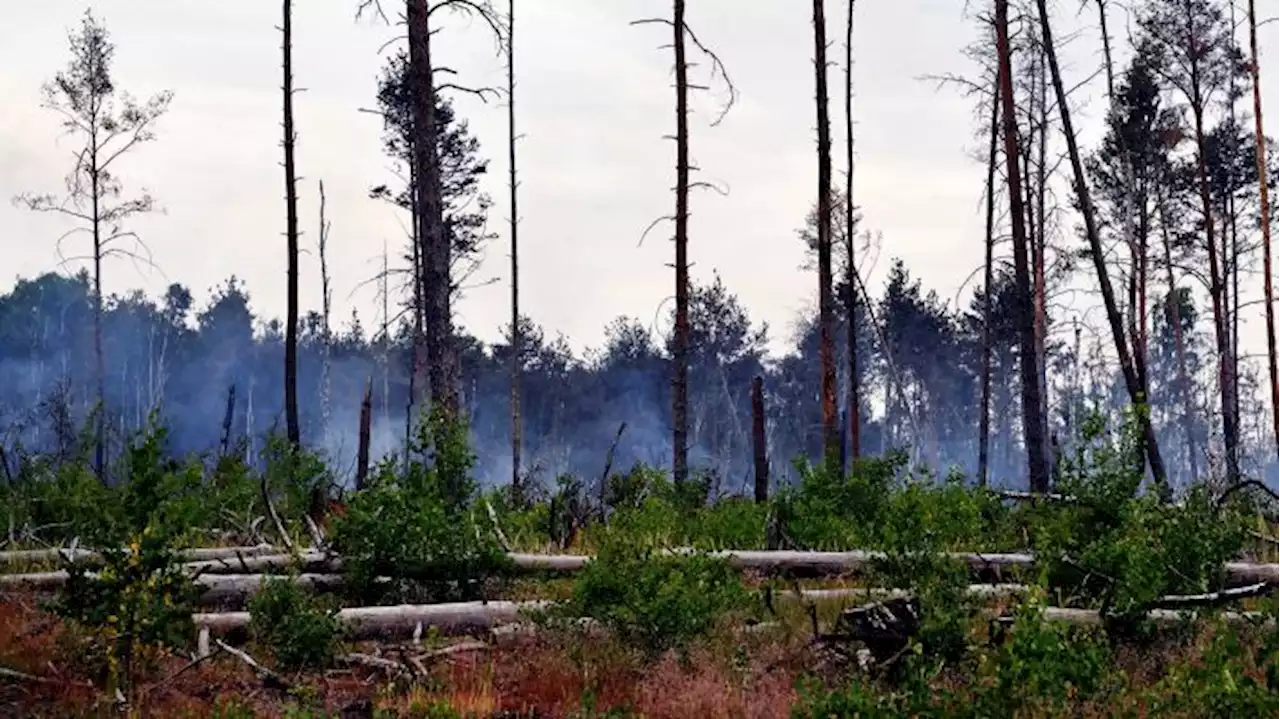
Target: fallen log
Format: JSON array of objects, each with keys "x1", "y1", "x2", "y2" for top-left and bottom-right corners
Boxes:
[
  {"x1": 188, "y1": 549, "x2": 1034, "y2": 577},
  {"x1": 193, "y1": 600, "x2": 554, "y2": 639},
  {"x1": 0, "y1": 544, "x2": 279, "y2": 565},
  {"x1": 0, "y1": 571, "x2": 351, "y2": 607}
]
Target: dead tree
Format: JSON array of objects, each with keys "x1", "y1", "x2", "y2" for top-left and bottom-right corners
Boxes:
[
  {"x1": 672, "y1": 0, "x2": 690, "y2": 487},
  {"x1": 752, "y1": 376, "x2": 769, "y2": 503},
  {"x1": 17, "y1": 10, "x2": 171, "y2": 479},
  {"x1": 1247, "y1": 0, "x2": 1277, "y2": 448},
  {"x1": 843, "y1": 0, "x2": 860, "y2": 463},
  {"x1": 812, "y1": 0, "x2": 839, "y2": 464},
  {"x1": 356, "y1": 378, "x2": 373, "y2": 491},
  {"x1": 1033, "y1": 0, "x2": 1168, "y2": 495},
  {"x1": 633, "y1": 4, "x2": 735, "y2": 487},
  {"x1": 506, "y1": 0, "x2": 523, "y2": 501},
  {"x1": 408, "y1": 0, "x2": 455, "y2": 421},
  {"x1": 282, "y1": 0, "x2": 301, "y2": 449},
  {"x1": 994, "y1": 0, "x2": 1050, "y2": 493},
  {"x1": 978, "y1": 77, "x2": 1000, "y2": 488},
  {"x1": 318, "y1": 180, "x2": 334, "y2": 445}
]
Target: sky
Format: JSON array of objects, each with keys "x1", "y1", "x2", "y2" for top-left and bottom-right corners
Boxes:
[{"x1": 1, "y1": 0, "x2": 1276, "y2": 361}]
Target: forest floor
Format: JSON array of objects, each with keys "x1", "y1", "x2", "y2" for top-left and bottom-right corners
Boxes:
[{"x1": 0, "y1": 589, "x2": 811, "y2": 718}]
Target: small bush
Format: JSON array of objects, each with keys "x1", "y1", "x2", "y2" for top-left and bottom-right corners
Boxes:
[
  {"x1": 248, "y1": 576, "x2": 341, "y2": 671},
  {"x1": 330, "y1": 407, "x2": 511, "y2": 603},
  {"x1": 50, "y1": 419, "x2": 203, "y2": 699},
  {"x1": 556, "y1": 539, "x2": 748, "y2": 657}
]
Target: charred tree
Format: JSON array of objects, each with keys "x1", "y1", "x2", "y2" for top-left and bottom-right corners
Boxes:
[
  {"x1": 978, "y1": 79, "x2": 1000, "y2": 488},
  {"x1": 843, "y1": 0, "x2": 860, "y2": 463},
  {"x1": 813, "y1": 0, "x2": 839, "y2": 464},
  {"x1": 670, "y1": 0, "x2": 691, "y2": 487},
  {"x1": 282, "y1": 0, "x2": 301, "y2": 449},
  {"x1": 407, "y1": 0, "x2": 457, "y2": 421},
  {"x1": 994, "y1": 0, "x2": 1050, "y2": 493},
  {"x1": 356, "y1": 378, "x2": 373, "y2": 491},
  {"x1": 318, "y1": 179, "x2": 333, "y2": 444},
  {"x1": 1247, "y1": 0, "x2": 1277, "y2": 448},
  {"x1": 17, "y1": 10, "x2": 171, "y2": 480},
  {"x1": 506, "y1": 0, "x2": 524, "y2": 502},
  {"x1": 1034, "y1": 0, "x2": 1169, "y2": 495},
  {"x1": 752, "y1": 376, "x2": 769, "y2": 503}
]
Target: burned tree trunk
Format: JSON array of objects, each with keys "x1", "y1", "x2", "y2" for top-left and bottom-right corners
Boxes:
[
  {"x1": 995, "y1": 0, "x2": 1050, "y2": 494},
  {"x1": 1033, "y1": 0, "x2": 1168, "y2": 495},
  {"x1": 408, "y1": 0, "x2": 457, "y2": 422},
  {"x1": 1247, "y1": 0, "x2": 1278, "y2": 449},
  {"x1": 220, "y1": 385, "x2": 237, "y2": 456},
  {"x1": 507, "y1": 0, "x2": 524, "y2": 502},
  {"x1": 813, "y1": 0, "x2": 839, "y2": 465},
  {"x1": 356, "y1": 378, "x2": 373, "y2": 491},
  {"x1": 752, "y1": 376, "x2": 768, "y2": 503},
  {"x1": 672, "y1": 0, "x2": 691, "y2": 487},
  {"x1": 318, "y1": 180, "x2": 334, "y2": 445},
  {"x1": 843, "y1": 0, "x2": 859, "y2": 463},
  {"x1": 282, "y1": 0, "x2": 301, "y2": 449},
  {"x1": 978, "y1": 80, "x2": 1000, "y2": 488}
]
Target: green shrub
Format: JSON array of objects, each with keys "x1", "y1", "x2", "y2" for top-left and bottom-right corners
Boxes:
[
  {"x1": 556, "y1": 539, "x2": 748, "y2": 657},
  {"x1": 50, "y1": 419, "x2": 203, "y2": 699},
  {"x1": 330, "y1": 407, "x2": 511, "y2": 603},
  {"x1": 248, "y1": 575, "x2": 342, "y2": 671}
]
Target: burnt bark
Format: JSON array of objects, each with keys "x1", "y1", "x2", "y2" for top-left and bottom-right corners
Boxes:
[
  {"x1": 752, "y1": 376, "x2": 769, "y2": 503},
  {"x1": 408, "y1": 0, "x2": 458, "y2": 422},
  {"x1": 1247, "y1": 0, "x2": 1277, "y2": 449},
  {"x1": 507, "y1": 0, "x2": 523, "y2": 501},
  {"x1": 672, "y1": 0, "x2": 691, "y2": 486},
  {"x1": 1157, "y1": 195, "x2": 1201, "y2": 480},
  {"x1": 843, "y1": 0, "x2": 859, "y2": 463},
  {"x1": 995, "y1": 0, "x2": 1051, "y2": 494},
  {"x1": 356, "y1": 378, "x2": 373, "y2": 491},
  {"x1": 978, "y1": 80, "x2": 1000, "y2": 488},
  {"x1": 813, "y1": 0, "x2": 839, "y2": 465},
  {"x1": 282, "y1": 0, "x2": 301, "y2": 449}
]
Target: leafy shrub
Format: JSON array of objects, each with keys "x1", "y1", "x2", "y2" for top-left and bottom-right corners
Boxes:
[
  {"x1": 977, "y1": 594, "x2": 1113, "y2": 715},
  {"x1": 330, "y1": 407, "x2": 511, "y2": 603},
  {"x1": 248, "y1": 575, "x2": 342, "y2": 670},
  {"x1": 50, "y1": 419, "x2": 203, "y2": 698},
  {"x1": 555, "y1": 539, "x2": 748, "y2": 657},
  {"x1": 1034, "y1": 414, "x2": 1249, "y2": 619}
]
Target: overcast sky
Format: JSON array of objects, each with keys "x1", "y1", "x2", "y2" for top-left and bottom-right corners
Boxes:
[{"x1": 1, "y1": 1, "x2": 1276, "y2": 360}]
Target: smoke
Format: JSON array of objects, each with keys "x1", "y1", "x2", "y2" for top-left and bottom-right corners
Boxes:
[{"x1": 0, "y1": 269, "x2": 1274, "y2": 493}]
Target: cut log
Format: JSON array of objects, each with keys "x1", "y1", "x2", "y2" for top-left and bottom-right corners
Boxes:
[
  {"x1": 0, "y1": 544, "x2": 278, "y2": 565},
  {"x1": 193, "y1": 600, "x2": 554, "y2": 639}
]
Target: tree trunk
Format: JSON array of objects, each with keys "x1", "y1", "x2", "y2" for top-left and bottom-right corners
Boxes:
[
  {"x1": 1247, "y1": 0, "x2": 1278, "y2": 449},
  {"x1": 1033, "y1": 0, "x2": 1169, "y2": 496},
  {"x1": 90, "y1": 121, "x2": 106, "y2": 481},
  {"x1": 843, "y1": 0, "x2": 859, "y2": 463},
  {"x1": 507, "y1": 0, "x2": 523, "y2": 502},
  {"x1": 1190, "y1": 107, "x2": 1239, "y2": 484},
  {"x1": 672, "y1": 0, "x2": 690, "y2": 487},
  {"x1": 995, "y1": 0, "x2": 1050, "y2": 494},
  {"x1": 356, "y1": 378, "x2": 372, "y2": 491},
  {"x1": 751, "y1": 376, "x2": 768, "y2": 503},
  {"x1": 813, "y1": 0, "x2": 839, "y2": 465},
  {"x1": 408, "y1": 0, "x2": 457, "y2": 422},
  {"x1": 282, "y1": 0, "x2": 301, "y2": 449},
  {"x1": 978, "y1": 80, "x2": 1000, "y2": 488},
  {"x1": 1157, "y1": 194, "x2": 1201, "y2": 481},
  {"x1": 318, "y1": 180, "x2": 333, "y2": 446}
]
